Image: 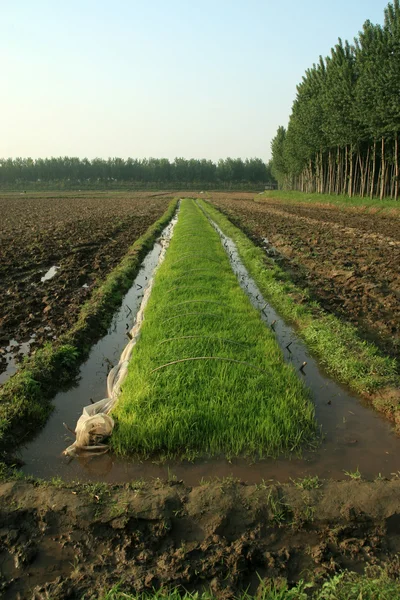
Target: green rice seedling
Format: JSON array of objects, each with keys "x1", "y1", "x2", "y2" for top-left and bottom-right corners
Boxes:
[
  {"x1": 111, "y1": 200, "x2": 316, "y2": 459},
  {"x1": 198, "y1": 199, "x2": 399, "y2": 397}
]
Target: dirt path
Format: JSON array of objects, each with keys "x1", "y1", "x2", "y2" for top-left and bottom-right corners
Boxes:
[
  {"x1": 1, "y1": 478, "x2": 400, "y2": 598},
  {"x1": 206, "y1": 196, "x2": 400, "y2": 358}
]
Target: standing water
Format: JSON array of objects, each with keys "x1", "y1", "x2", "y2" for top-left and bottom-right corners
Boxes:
[{"x1": 19, "y1": 205, "x2": 400, "y2": 484}]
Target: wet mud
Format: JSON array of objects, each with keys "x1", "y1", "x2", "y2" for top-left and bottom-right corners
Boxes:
[
  {"x1": 0, "y1": 192, "x2": 174, "y2": 379},
  {"x1": 201, "y1": 194, "x2": 400, "y2": 358},
  {"x1": 1, "y1": 478, "x2": 400, "y2": 599},
  {"x1": 18, "y1": 202, "x2": 400, "y2": 485},
  {"x1": 3, "y1": 193, "x2": 400, "y2": 597}
]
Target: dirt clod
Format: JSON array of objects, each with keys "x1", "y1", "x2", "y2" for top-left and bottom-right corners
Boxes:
[{"x1": 1, "y1": 478, "x2": 400, "y2": 599}]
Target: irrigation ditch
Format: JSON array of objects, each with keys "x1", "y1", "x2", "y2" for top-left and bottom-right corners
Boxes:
[
  {"x1": 2, "y1": 198, "x2": 400, "y2": 598},
  {"x1": 0, "y1": 198, "x2": 179, "y2": 459},
  {"x1": 13, "y1": 199, "x2": 400, "y2": 482}
]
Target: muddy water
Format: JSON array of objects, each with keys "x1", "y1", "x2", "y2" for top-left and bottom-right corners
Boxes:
[
  {"x1": 1, "y1": 265, "x2": 67, "y2": 384},
  {"x1": 19, "y1": 206, "x2": 400, "y2": 484},
  {"x1": 0, "y1": 336, "x2": 36, "y2": 385},
  {"x1": 19, "y1": 219, "x2": 176, "y2": 477}
]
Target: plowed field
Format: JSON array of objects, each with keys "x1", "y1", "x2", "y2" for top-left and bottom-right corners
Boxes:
[
  {"x1": 0, "y1": 192, "x2": 173, "y2": 375},
  {"x1": 205, "y1": 194, "x2": 400, "y2": 358}
]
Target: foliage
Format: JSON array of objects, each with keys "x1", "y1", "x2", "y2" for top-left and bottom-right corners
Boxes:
[
  {"x1": 271, "y1": 0, "x2": 400, "y2": 200},
  {"x1": 0, "y1": 157, "x2": 275, "y2": 187}
]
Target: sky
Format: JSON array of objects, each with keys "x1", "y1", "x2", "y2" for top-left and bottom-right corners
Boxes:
[{"x1": 0, "y1": 0, "x2": 390, "y2": 162}]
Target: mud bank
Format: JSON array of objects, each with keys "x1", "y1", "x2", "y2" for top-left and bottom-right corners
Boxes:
[
  {"x1": 0, "y1": 200, "x2": 178, "y2": 457},
  {"x1": 0, "y1": 193, "x2": 174, "y2": 377},
  {"x1": 18, "y1": 201, "x2": 400, "y2": 483},
  {"x1": 1, "y1": 478, "x2": 400, "y2": 599},
  {"x1": 206, "y1": 195, "x2": 400, "y2": 359}
]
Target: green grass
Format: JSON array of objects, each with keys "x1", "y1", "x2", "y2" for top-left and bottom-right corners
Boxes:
[
  {"x1": 0, "y1": 199, "x2": 178, "y2": 455},
  {"x1": 111, "y1": 199, "x2": 316, "y2": 459},
  {"x1": 258, "y1": 190, "x2": 400, "y2": 210},
  {"x1": 199, "y1": 200, "x2": 399, "y2": 399},
  {"x1": 100, "y1": 567, "x2": 400, "y2": 599}
]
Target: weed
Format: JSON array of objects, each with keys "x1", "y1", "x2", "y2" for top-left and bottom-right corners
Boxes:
[
  {"x1": 128, "y1": 479, "x2": 146, "y2": 492},
  {"x1": 69, "y1": 555, "x2": 81, "y2": 578},
  {"x1": 84, "y1": 481, "x2": 111, "y2": 502},
  {"x1": 343, "y1": 468, "x2": 362, "y2": 480},
  {"x1": 99, "y1": 565, "x2": 400, "y2": 598},
  {"x1": 258, "y1": 190, "x2": 400, "y2": 211},
  {"x1": 50, "y1": 476, "x2": 64, "y2": 488},
  {"x1": 108, "y1": 499, "x2": 129, "y2": 519},
  {"x1": 291, "y1": 475, "x2": 321, "y2": 490},
  {"x1": 254, "y1": 479, "x2": 274, "y2": 491},
  {"x1": 303, "y1": 502, "x2": 316, "y2": 522},
  {"x1": 167, "y1": 468, "x2": 178, "y2": 483},
  {"x1": 267, "y1": 490, "x2": 288, "y2": 524}
]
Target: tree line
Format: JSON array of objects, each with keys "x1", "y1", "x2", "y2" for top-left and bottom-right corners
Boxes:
[
  {"x1": 271, "y1": 0, "x2": 400, "y2": 200},
  {"x1": 0, "y1": 156, "x2": 275, "y2": 187}
]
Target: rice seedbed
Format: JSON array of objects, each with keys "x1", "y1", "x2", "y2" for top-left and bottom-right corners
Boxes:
[{"x1": 111, "y1": 199, "x2": 316, "y2": 458}]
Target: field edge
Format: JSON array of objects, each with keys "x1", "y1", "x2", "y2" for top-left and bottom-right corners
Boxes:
[
  {"x1": 198, "y1": 199, "x2": 400, "y2": 421},
  {"x1": 0, "y1": 198, "x2": 179, "y2": 457},
  {"x1": 1, "y1": 469, "x2": 400, "y2": 598}
]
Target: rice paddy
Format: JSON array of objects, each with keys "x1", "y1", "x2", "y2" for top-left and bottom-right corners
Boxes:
[{"x1": 111, "y1": 199, "x2": 316, "y2": 458}]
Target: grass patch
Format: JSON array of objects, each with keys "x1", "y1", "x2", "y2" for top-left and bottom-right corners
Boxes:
[
  {"x1": 111, "y1": 199, "x2": 316, "y2": 459},
  {"x1": 0, "y1": 199, "x2": 178, "y2": 455},
  {"x1": 258, "y1": 190, "x2": 400, "y2": 211},
  {"x1": 199, "y1": 200, "x2": 399, "y2": 399},
  {"x1": 101, "y1": 566, "x2": 400, "y2": 599},
  {"x1": 291, "y1": 475, "x2": 321, "y2": 490}
]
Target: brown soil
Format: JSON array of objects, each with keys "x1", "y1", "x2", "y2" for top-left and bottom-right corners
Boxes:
[
  {"x1": 0, "y1": 192, "x2": 175, "y2": 375},
  {"x1": 1, "y1": 478, "x2": 400, "y2": 599},
  {"x1": 204, "y1": 194, "x2": 400, "y2": 358}
]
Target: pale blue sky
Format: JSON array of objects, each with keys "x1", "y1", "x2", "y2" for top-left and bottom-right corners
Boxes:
[{"x1": 1, "y1": 0, "x2": 389, "y2": 161}]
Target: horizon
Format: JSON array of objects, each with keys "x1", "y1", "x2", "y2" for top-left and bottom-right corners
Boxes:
[{"x1": 1, "y1": 0, "x2": 390, "y2": 162}]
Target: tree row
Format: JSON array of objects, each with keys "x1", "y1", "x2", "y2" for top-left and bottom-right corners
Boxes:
[
  {"x1": 0, "y1": 156, "x2": 274, "y2": 186},
  {"x1": 271, "y1": 0, "x2": 400, "y2": 200}
]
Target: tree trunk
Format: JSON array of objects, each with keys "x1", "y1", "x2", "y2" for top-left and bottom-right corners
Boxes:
[
  {"x1": 370, "y1": 140, "x2": 377, "y2": 199},
  {"x1": 348, "y1": 145, "x2": 353, "y2": 197},
  {"x1": 320, "y1": 150, "x2": 324, "y2": 193},
  {"x1": 380, "y1": 137, "x2": 385, "y2": 201},
  {"x1": 390, "y1": 163, "x2": 395, "y2": 198},
  {"x1": 344, "y1": 146, "x2": 348, "y2": 195},
  {"x1": 361, "y1": 146, "x2": 369, "y2": 198},
  {"x1": 336, "y1": 146, "x2": 340, "y2": 194},
  {"x1": 358, "y1": 151, "x2": 363, "y2": 197},
  {"x1": 352, "y1": 151, "x2": 358, "y2": 197},
  {"x1": 395, "y1": 133, "x2": 399, "y2": 201}
]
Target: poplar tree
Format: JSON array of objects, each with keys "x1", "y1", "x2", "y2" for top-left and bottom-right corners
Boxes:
[{"x1": 271, "y1": 0, "x2": 400, "y2": 199}]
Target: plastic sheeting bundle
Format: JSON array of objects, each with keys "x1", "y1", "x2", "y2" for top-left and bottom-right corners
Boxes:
[{"x1": 63, "y1": 217, "x2": 177, "y2": 457}]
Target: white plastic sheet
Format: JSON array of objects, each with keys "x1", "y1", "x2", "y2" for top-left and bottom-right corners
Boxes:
[{"x1": 63, "y1": 219, "x2": 177, "y2": 457}]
